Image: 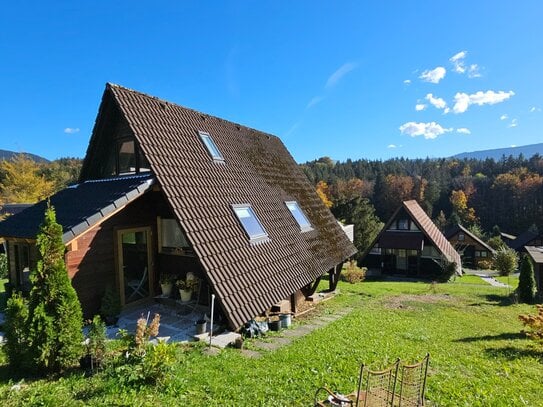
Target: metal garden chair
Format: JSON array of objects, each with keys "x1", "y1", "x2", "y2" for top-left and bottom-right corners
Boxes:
[
  {"x1": 314, "y1": 358, "x2": 400, "y2": 407},
  {"x1": 395, "y1": 353, "x2": 430, "y2": 407}
]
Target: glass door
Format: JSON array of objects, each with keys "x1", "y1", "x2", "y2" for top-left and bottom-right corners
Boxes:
[{"x1": 117, "y1": 227, "x2": 152, "y2": 305}]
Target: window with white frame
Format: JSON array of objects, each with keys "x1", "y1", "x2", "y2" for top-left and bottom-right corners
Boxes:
[
  {"x1": 285, "y1": 201, "x2": 312, "y2": 232},
  {"x1": 232, "y1": 204, "x2": 269, "y2": 243},
  {"x1": 198, "y1": 131, "x2": 224, "y2": 161}
]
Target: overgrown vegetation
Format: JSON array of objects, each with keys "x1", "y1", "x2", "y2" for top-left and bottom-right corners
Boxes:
[
  {"x1": 0, "y1": 280, "x2": 540, "y2": 406},
  {"x1": 519, "y1": 304, "x2": 543, "y2": 345}
]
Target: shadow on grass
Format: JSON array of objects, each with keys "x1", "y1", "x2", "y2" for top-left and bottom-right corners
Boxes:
[
  {"x1": 484, "y1": 346, "x2": 543, "y2": 362},
  {"x1": 454, "y1": 332, "x2": 525, "y2": 343},
  {"x1": 469, "y1": 294, "x2": 515, "y2": 307}
]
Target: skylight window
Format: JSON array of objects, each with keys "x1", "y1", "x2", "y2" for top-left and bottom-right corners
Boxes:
[
  {"x1": 285, "y1": 201, "x2": 312, "y2": 232},
  {"x1": 232, "y1": 204, "x2": 269, "y2": 243},
  {"x1": 198, "y1": 131, "x2": 224, "y2": 161}
]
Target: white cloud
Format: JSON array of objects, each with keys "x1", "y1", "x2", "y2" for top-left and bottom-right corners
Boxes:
[
  {"x1": 64, "y1": 127, "x2": 80, "y2": 134},
  {"x1": 511, "y1": 144, "x2": 517, "y2": 147},
  {"x1": 530, "y1": 106, "x2": 541, "y2": 113},
  {"x1": 453, "y1": 90, "x2": 515, "y2": 114},
  {"x1": 415, "y1": 103, "x2": 427, "y2": 111},
  {"x1": 399, "y1": 121, "x2": 452, "y2": 139},
  {"x1": 419, "y1": 67, "x2": 446, "y2": 84},
  {"x1": 457, "y1": 128, "x2": 471, "y2": 135},
  {"x1": 425, "y1": 93, "x2": 448, "y2": 110},
  {"x1": 508, "y1": 119, "x2": 518, "y2": 128},
  {"x1": 387, "y1": 144, "x2": 397, "y2": 148},
  {"x1": 450, "y1": 51, "x2": 467, "y2": 73},
  {"x1": 468, "y1": 64, "x2": 481, "y2": 78},
  {"x1": 500, "y1": 114, "x2": 509, "y2": 121},
  {"x1": 306, "y1": 96, "x2": 324, "y2": 109},
  {"x1": 325, "y1": 62, "x2": 357, "y2": 89},
  {"x1": 403, "y1": 79, "x2": 411, "y2": 85}
]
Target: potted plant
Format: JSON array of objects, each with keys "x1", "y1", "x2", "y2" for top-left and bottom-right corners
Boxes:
[
  {"x1": 176, "y1": 278, "x2": 196, "y2": 302},
  {"x1": 159, "y1": 273, "x2": 175, "y2": 297},
  {"x1": 100, "y1": 285, "x2": 121, "y2": 325}
]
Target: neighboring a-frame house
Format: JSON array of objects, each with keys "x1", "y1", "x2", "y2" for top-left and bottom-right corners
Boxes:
[
  {"x1": 444, "y1": 224, "x2": 495, "y2": 268},
  {"x1": 362, "y1": 200, "x2": 461, "y2": 277},
  {"x1": 0, "y1": 83, "x2": 356, "y2": 330}
]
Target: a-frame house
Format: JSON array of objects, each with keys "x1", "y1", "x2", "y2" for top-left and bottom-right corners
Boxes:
[
  {"x1": 0, "y1": 84, "x2": 356, "y2": 330},
  {"x1": 362, "y1": 200, "x2": 461, "y2": 277}
]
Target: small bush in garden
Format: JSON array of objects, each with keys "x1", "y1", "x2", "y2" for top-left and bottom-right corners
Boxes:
[
  {"x1": 341, "y1": 260, "x2": 366, "y2": 284},
  {"x1": 493, "y1": 247, "x2": 519, "y2": 276},
  {"x1": 108, "y1": 313, "x2": 175, "y2": 388},
  {"x1": 83, "y1": 315, "x2": 107, "y2": 371},
  {"x1": 436, "y1": 260, "x2": 458, "y2": 283},
  {"x1": 519, "y1": 305, "x2": 543, "y2": 345},
  {"x1": 4, "y1": 292, "x2": 30, "y2": 372},
  {"x1": 0, "y1": 252, "x2": 8, "y2": 279}
]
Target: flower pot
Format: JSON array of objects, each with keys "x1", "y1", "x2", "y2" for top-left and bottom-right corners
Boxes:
[
  {"x1": 160, "y1": 283, "x2": 173, "y2": 297},
  {"x1": 179, "y1": 289, "x2": 192, "y2": 302},
  {"x1": 279, "y1": 313, "x2": 291, "y2": 329},
  {"x1": 195, "y1": 319, "x2": 207, "y2": 335},
  {"x1": 269, "y1": 320, "x2": 281, "y2": 331}
]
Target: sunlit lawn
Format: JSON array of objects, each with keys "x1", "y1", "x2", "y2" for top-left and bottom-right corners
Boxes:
[{"x1": 0, "y1": 278, "x2": 541, "y2": 406}]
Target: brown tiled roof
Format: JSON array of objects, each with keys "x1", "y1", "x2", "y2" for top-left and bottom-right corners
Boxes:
[
  {"x1": 402, "y1": 200, "x2": 462, "y2": 273},
  {"x1": 96, "y1": 84, "x2": 356, "y2": 328},
  {"x1": 444, "y1": 224, "x2": 496, "y2": 254}
]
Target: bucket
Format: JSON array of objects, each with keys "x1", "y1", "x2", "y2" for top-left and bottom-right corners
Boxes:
[
  {"x1": 196, "y1": 319, "x2": 207, "y2": 335},
  {"x1": 279, "y1": 313, "x2": 291, "y2": 329},
  {"x1": 269, "y1": 320, "x2": 281, "y2": 331}
]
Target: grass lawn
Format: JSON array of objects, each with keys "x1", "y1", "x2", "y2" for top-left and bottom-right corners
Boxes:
[
  {"x1": 0, "y1": 280, "x2": 541, "y2": 406},
  {"x1": 0, "y1": 278, "x2": 7, "y2": 311}
]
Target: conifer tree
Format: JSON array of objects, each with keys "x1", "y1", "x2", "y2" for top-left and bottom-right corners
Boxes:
[
  {"x1": 26, "y1": 203, "x2": 83, "y2": 372},
  {"x1": 518, "y1": 255, "x2": 536, "y2": 304}
]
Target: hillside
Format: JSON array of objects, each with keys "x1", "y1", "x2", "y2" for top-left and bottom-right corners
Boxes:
[
  {"x1": 0, "y1": 148, "x2": 49, "y2": 163},
  {"x1": 452, "y1": 143, "x2": 543, "y2": 160}
]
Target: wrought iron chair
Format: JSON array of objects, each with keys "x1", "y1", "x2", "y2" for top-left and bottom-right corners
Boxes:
[
  {"x1": 395, "y1": 353, "x2": 430, "y2": 407},
  {"x1": 314, "y1": 358, "x2": 400, "y2": 407}
]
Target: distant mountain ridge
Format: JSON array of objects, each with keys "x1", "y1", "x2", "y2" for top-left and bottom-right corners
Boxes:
[
  {"x1": 452, "y1": 143, "x2": 543, "y2": 161},
  {"x1": 0, "y1": 149, "x2": 49, "y2": 163}
]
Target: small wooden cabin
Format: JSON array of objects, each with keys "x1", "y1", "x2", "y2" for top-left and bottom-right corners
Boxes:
[{"x1": 445, "y1": 224, "x2": 495, "y2": 268}]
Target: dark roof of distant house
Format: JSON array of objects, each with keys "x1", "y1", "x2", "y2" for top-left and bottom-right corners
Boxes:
[
  {"x1": 80, "y1": 83, "x2": 357, "y2": 328},
  {"x1": 444, "y1": 224, "x2": 496, "y2": 254},
  {"x1": 0, "y1": 203, "x2": 33, "y2": 218},
  {"x1": 525, "y1": 246, "x2": 543, "y2": 264},
  {"x1": 508, "y1": 230, "x2": 541, "y2": 250},
  {"x1": 0, "y1": 174, "x2": 154, "y2": 243},
  {"x1": 500, "y1": 232, "x2": 517, "y2": 242}
]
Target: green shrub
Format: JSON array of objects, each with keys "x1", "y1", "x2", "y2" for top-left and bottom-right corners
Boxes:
[
  {"x1": 493, "y1": 248, "x2": 519, "y2": 276},
  {"x1": 100, "y1": 285, "x2": 121, "y2": 322},
  {"x1": 4, "y1": 292, "x2": 30, "y2": 371},
  {"x1": 341, "y1": 260, "x2": 366, "y2": 284},
  {"x1": 0, "y1": 253, "x2": 7, "y2": 279},
  {"x1": 518, "y1": 256, "x2": 536, "y2": 304},
  {"x1": 85, "y1": 315, "x2": 107, "y2": 370},
  {"x1": 436, "y1": 260, "x2": 458, "y2": 283},
  {"x1": 107, "y1": 313, "x2": 175, "y2": 388}
]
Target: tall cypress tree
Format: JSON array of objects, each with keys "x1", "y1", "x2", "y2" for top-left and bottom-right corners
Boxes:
[
  {"x1": 26, "y1": 203, "x2": 83, "y2": 372},
  {"x1": 518, "y1": 255, "x2": 536, "y2": 304}
]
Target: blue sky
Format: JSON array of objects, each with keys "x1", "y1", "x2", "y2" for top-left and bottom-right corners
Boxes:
[{"x1": 1, "y1": 1, "x2": 542, "y2": 162}]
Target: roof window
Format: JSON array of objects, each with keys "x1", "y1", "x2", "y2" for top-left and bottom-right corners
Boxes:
[
  {"x1": 285, "y1": 201, "x2": 312, "y2": 232},
  {"x1": 198, "y1": 131, "x2": 224, "y2": 161},
  {"x1": 232, "y1": 204, "x2": 269, "y2": 243}
]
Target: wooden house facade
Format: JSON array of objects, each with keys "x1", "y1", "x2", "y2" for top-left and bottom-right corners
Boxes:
[{"x1": 445, "y1": 224, "x2": 495, "y2": 269}]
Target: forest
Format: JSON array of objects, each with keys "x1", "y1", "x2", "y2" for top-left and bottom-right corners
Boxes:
[
  {"x1": 1, "y1": 152, "x2": 543, "y2": 259},
  {"x1": 302, "y1": 154, "x2": 543, "y2": 257}
]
